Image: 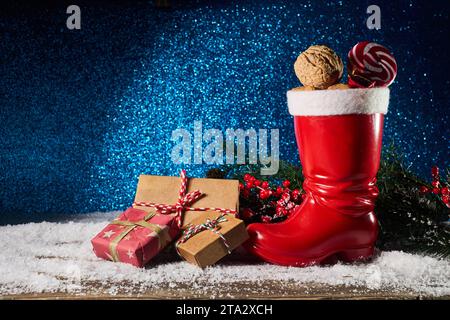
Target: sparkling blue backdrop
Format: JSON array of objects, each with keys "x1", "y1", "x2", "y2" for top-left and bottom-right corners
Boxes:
[{"x1": 0, "y1": 0, "x2": 449, "y2": 220}]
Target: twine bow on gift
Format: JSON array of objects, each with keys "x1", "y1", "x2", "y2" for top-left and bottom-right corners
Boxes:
[
  {"x1": 175, "y1": 213, "x2": 231, "y2": 255},
  {"x1": 133, "y1": 169, "x2": 237, "y2": 228},
  {"x1": 108, "y1": 212, "x2": 172, "y2": 262}
]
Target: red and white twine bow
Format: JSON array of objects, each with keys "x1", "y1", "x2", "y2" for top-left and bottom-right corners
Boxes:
[
  {"x1": 133, "y1": 169, "x2": 237, "y2": 228},
  {"x1": 176, "y1": 213, "x2": 231, "y2": 255}
]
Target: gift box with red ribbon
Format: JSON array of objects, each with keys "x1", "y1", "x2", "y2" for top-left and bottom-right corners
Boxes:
[
  {"x1": 133, "y1": 170, "x2": 240, "y2": 229},
  {"x1": 91, "y1": 207, "x2": 178, "y2": 267}
]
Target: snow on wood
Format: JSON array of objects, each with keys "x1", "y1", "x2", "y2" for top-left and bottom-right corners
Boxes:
[{"x1": 0, "y1": 212, "x2": 449, "y2": 298}]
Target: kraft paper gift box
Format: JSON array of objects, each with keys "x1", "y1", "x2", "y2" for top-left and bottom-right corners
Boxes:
[
  {"x1": 176, "y1": 212, "x2": 249, "y2": 268},
  {"x1": 91, "y1": 207, "x2": 179, "y2": 267},
  {"x1": 133, "y1": 174, "x2": 240, "y2": 228}
]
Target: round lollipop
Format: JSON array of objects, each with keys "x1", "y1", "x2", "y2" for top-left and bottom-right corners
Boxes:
[{"x1": 347, "y1": 41, "x2": 397, "y2": 88}]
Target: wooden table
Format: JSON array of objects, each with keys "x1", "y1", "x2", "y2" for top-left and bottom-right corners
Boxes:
[{"x1": 2, "y1": 281, "x2": 446, "y2": 300}]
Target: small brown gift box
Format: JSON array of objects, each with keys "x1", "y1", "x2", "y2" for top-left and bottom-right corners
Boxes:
[
  {"x1": 176, "y1": 212, "x2": 249, "y2": 268},
  {"x1": 133, "y1": 174, "x2": 240, "y2": 228}
]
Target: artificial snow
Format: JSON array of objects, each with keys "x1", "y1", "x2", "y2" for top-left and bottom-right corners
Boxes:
[{"x1": 0, "y1": 212, "x2": 449, "y2": 298}]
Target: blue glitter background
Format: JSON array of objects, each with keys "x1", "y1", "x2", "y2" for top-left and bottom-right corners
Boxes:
[{"x1": 0, "y1": 0, "x2": 449, "y2": 221}]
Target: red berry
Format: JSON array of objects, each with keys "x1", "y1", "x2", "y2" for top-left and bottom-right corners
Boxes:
[
  {"x1": 276, "y1": 186, "x2": 283, "y2": 195},
  {"x1": 259, "y1": 189, "x2": 270, "y2": 200},
  {"x1": 246, "y1": 181, "x2": 254, "y2": 189},
  {"x1": 292, "y1": 189, "x2": 300, "y2": 198},
  {"x1": 431, "y1": 166, "x2": 439, "y2": 177},
  {"x1": 242, "y1": 189, "x2": 250, "y2": 198},
  {"x1": 243, "y1": 174, "x2": 252, "y2": 182},
  {"x1": 239, "y1": 183, "x2": 244, "y2": 190},
  {"x1": 254, "y1": 179, "x2": 261, "y2": 187},
  {"x1": 441, "y1": 187, "x2": 449, "y2": 196},
  {"x1": 433, "y1": 188, "x2": 441, "y2": 195},
  {"x1": 261, "y1": 216, "x2": 272, "y2": 223},
  {"x1": 442, "y1": 195, "x2": 449, "y2": 204},
  {"x1": 259, "y1": 190, "x2": 266, "y2": 199},
  {"x1": 431, "y1": 180, "x2": 440, "y2": 188},
  {"x1": 419, "y1": 186, "x2": 429, "y2": 194},
  {"x1": 261, "y1": 181, "x2": 269, "y2": 189},
  {"x1": 281, "y1": 192, "x2": 291, "y2": 202},
  {"x1": 282, "y1": 180, "x2": 291, "y2": 188},
  {"x1": 276, "y1": 206, "x2": 287, "y2": 216}
]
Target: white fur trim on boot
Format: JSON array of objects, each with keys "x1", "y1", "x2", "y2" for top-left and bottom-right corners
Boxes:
[{"x1": 287, "y1": 87, "x2": 389, "y2": 116}]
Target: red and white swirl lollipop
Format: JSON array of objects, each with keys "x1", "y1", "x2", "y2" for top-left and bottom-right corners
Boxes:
[{"x1": 347, "y1": 41, "x2": 397, "y2": 88}]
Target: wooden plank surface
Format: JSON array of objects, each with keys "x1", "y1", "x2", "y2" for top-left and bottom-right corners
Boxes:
[{"x1": 2, "y1": 281, "x2": 448, "y2": 300}]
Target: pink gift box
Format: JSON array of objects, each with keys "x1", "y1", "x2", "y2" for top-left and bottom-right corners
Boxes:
[{"x1": 91, "y1": 207, "x2": 179, "y2": 267}]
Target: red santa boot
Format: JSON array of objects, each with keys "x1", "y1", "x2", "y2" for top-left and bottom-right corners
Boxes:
[{"x1": 245, "y1": 87, "x2": 390, "y2": 266}]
